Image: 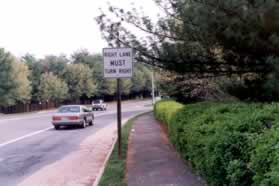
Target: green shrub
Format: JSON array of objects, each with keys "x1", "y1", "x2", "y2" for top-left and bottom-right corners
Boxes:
[
  {"x1": 251, "y1": 126, "x2": 279, "y2": 186},
  {"x1": 154, "y1": 101, "x2": 279, "y2": 186},
  {"x1": 154, "y1": 100, "x2": 184, "y2": 126}
]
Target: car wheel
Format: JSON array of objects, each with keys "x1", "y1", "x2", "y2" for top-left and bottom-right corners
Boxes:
[
  {"x1": 81, "y1": 120, "x2": 86, "y2": 128},
  {"x1": 54, "y1": 125, "x2": 60, "y2": 130}
]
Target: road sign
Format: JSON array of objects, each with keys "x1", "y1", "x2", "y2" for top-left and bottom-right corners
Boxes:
[
  {"x1": 103, "y1": 48, "x2": 133, "y2": 78},
  {"x1": 103, "y1": 47, "x2": 133, "y2": 159}
]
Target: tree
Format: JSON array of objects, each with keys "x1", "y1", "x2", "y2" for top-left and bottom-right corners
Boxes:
[
  {"x1": 96, "y1": 79, "x2": 117, "y2": 96},
  {"x1": 71, "y1": 49, "x2": 102, "y2": 68},
  {"x1": 40, "y1": 55, "x2": 68, "y2": 77},
  {"x1": 38, "y1": 73, "x2": 68, "y2": 103},
  {"x1": 140, "y1": 65, "x2": 152, "y2": 92},
  {"x1": 0, "y1": 48, "x2": 17, "y2": 106},
  {"x1": 70, "y1": 50, "x2": 152, "y2": 97},
  {"x1": 0, "y1": 49, "x2": 31, "y2": 106},
  {"x1": 71, "y1": 50, "x2": 117, "y2": 97},
  {"x1": 11, "y1": 61, "x2": 32, "y2": 104},
  {"x1": 131, "y1": 67, "x2": 146, "y2": 93},
  {"x1": 157, "y1": 71, "x2": 177, "y2": 97},
  {"x1": 131, "y1": 64, "x2": 152, "y2": 93},
  {"x1": 122, "y1": 79, "x2": 132, "y2": 95},
  {"x1": 96, "y1": 0, "x2": 279, "y2": 101},
  {"x1": 63, "y1": 64, "x2": 96, "y2": 101},
  {"x1": 97, "y1": 0, "x2": 279, "y2": 74},
  {"x1": 23, "y1": 54, "x2": 69, "y2": 102},
  {"x1": 22, "y1": 54, "x2": 44, "y2": 102},
  {"x1": 88, "y1": 56, "x2": 117, "y2": 97},
  {"x1": 71, "y1": 49, "x2": 90, "y2": 65}
]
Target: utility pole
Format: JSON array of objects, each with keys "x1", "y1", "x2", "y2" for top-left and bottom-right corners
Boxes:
[{"x1": 151, "y1": 68, "x2": 155, "y2": 105}]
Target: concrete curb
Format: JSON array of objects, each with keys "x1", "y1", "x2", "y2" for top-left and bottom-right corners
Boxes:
[
  {"x1": 92, "y1": 137, "x2": 117, "y2": 186},
  {"x1": 92, "y1": 118, "x2": 129, "y2": 186},
  {"x1": 92, "y1": 111, "x2": 150, "y2": 186}
]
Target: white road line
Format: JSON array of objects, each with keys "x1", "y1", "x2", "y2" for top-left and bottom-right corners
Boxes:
[
  {"x1": 0, "y1": 110, "x2": 116, "y2": 123},
  {"x1": 0, "y1": 127, "x2": 53, "y2": 149},
  {"x1": 0, "y1": 114, "x2": 52, "y2": 123},
  {"x1": 0, "y1": 105, "x2": 150, "y2": 123},
  {"x1": 0, "y1": 107, "x2": 151, "y2": 149}
]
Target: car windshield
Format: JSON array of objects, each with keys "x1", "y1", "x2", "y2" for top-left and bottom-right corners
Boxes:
[
  {"x1": 58, "y1": 106, "x2": 80, "y2": 113},
  {"x1": 93, "y1": 100, "x2": 102, "y2": 104}
]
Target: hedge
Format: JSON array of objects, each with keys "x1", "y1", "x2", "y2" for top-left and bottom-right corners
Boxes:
[
  {"x1": 154, "y1": 100, "x2": 279, "y2": 186},
  {"x1": 154, "y1": 100, "x2": 184, "y2": 125}
]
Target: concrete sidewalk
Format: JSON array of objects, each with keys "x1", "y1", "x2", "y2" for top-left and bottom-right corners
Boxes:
[{"x1": 127, "y1": 113, "x2": 205, "y2": 186}]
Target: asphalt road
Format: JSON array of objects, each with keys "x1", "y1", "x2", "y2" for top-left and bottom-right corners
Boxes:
[{"x1": 0, "y1": 100, "x2": 152, "y2": 186}]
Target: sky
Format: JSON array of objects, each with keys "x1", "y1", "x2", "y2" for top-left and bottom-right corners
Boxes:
[{"x1": 0, "y1": 0, "x2": 159, "y2": 58}]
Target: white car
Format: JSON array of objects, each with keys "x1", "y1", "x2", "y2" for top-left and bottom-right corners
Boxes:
[
  {"x1": 52, "y1": 105, "x2": 94, "y2": 130},
  {"x1": 92, "y1": 100, "x2": 107, "y2": 111}
]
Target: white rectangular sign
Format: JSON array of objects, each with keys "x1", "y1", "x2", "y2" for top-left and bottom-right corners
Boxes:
[{"x1": 103, "y1": 48, "x2": 133, "y2": 78}]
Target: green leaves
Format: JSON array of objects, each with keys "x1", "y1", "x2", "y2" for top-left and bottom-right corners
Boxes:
[
  {"x1": 251, "y1": 127, "x2": 279, "y2": 186},
  {"x1": 0, "y1": 48, "x2": 31, "y2": 106},
  {"x1": 1, "y1": 48, "x2": 153, "y2": 107},
  {"x1": 0, "y1": 48, "x2": 16, "y2": 106},
  {"x1": 131, "y1": 64, "x2": 152, "y2": 93},
  {"x1": 155, "y1": 101, "x2": 279, "y2": 186},
  {"x1": 11, "y1": 61, "x2": 32, "y2": 104},
  {"x1": 63, "y1": 64, "x2": 96, "y2": 100},
  {"x1": 96, "y1": 0, "x2": 279, "y2": 83},
  {"x1": 39, "y1": 73, "x2": 68, "y2": 103}
]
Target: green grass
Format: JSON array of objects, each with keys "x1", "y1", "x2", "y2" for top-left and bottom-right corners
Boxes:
[{"x1": 98, "y1": 113, "x2": 148, "y2": 186}]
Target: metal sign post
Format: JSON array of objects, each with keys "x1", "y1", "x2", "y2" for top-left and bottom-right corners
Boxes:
[
  {"x1": 103, "y1": 48, "x2": 133, "y2": 159},
  {"x1": 117, "y1": 78, "x2": 122, "y2": 158}
]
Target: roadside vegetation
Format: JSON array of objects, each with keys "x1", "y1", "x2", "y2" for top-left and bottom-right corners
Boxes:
[
  {"x1": 98, "y1": 0, "x2": 279, "y2": 103},
  {"x1": 0, "y1": 49, "x2": 154, "y2": 113},
  {"x1": 155, "y1": 100, "x2": 279, "y2": 186},
  {"x1": 99, "y1": 1, "x2": 279, "y2": 184},
  {"x1": 98, "y1": 116, "x2": 139, "y2": 186}
]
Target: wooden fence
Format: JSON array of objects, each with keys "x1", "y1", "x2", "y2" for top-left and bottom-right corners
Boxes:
[
  {"x1": 0, "y1": 101, "x2": 56, "y2": 114},
  {"x1": 0, "y1": 93, "x2": 151, "y2": 114}
]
